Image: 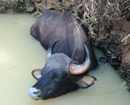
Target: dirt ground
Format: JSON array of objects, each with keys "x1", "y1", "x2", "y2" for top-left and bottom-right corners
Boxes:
[
  {"x1": 96, "y1": 17, "x2": 130, "y2": 88},
  {"x1": 0, "y1": 0, "x2": 130, "y2": 90}
]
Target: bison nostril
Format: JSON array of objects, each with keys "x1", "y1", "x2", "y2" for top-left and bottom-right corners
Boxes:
[
  {"x1": 29, "y1": 87, "x2": 41, "y2": 97},
  {"x1": 33, "y1": 91, "x2": 40, "y2": 95}
]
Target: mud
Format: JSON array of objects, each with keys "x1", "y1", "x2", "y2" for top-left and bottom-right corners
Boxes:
[
  {"x1": 0, "y1": 0, "x2": 81, "y2": 17},
  {"x1": 0, "y1": 0, "x2": 130, "y2": 90},
  {"x1": 92, "y1": 17, "x2": 130, "y2": 90}
]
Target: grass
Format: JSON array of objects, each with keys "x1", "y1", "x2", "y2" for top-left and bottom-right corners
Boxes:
[{"x1": 71, "y1": 0, "x2": 130, "y2": 38}]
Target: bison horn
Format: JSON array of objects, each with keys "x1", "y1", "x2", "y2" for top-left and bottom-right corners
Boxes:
[
  {"x1": 47, "y1": 39, "x2": 59, "y2": 58},
  {"x1": 69, "y1": 44, "x2": 91, "y2": 75}
]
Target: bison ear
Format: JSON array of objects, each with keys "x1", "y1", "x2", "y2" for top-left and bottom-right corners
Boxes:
[
  {"x1": 76, "y1": 76, "x2": 97, "y2": 88},
  {"x1": 32, "y1": 69, "x2": 42, "y2": 80}
]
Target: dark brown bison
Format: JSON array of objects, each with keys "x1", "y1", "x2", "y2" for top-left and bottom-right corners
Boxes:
[{"x1": 29, "y1": 10, "x2": 98, "y2": 100}]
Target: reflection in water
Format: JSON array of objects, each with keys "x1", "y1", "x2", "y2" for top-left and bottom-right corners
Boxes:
[{"x1": 0, "y1": 14, "x2": 130, "y2": 105}]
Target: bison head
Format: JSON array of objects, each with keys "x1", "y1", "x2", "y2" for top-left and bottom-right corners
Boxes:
[{"x1": 29, "y1": 40, "x2": 96, "y2": 100}]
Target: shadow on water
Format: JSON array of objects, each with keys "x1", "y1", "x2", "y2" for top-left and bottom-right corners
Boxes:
[{"x1": 0, "y1": 14, "x2": 130, "y2": 105}]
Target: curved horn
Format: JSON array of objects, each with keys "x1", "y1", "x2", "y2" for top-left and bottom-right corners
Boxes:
[
  {"x1": 47, "y1": 39, "x2": 59, "y2": 58},
  {"x1": 69, "y1": 44, "x2": 91, "y2": 75}
]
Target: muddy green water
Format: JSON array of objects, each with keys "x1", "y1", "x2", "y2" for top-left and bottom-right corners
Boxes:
[{"x1": 0, "y1": 14, "x2": 130, "y2": 105}]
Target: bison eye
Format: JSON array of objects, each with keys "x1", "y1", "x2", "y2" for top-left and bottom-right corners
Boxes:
[
  {"x1": 54, "y1": 77, "x2": 62, "y2": 84},
  {"x1": 55, "y1": 77, "x2": 59, "y2": 82},
  {"x1": 52, "y1": 72, "x2": 63, "y2": 83}
]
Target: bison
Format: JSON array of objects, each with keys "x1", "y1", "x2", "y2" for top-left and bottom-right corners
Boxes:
[{"x1": 29, "y1": 10, "x2": 98, "y2": 100}]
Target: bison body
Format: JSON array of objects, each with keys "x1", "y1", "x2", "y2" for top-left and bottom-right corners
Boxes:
[{"x1": 29, "y1": 10, "x2": 98, "y2": 100}]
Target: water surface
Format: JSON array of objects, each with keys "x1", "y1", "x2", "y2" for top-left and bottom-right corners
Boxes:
[{"x1": 0, "y1": 14, "x2": 130, "y2": 105}]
